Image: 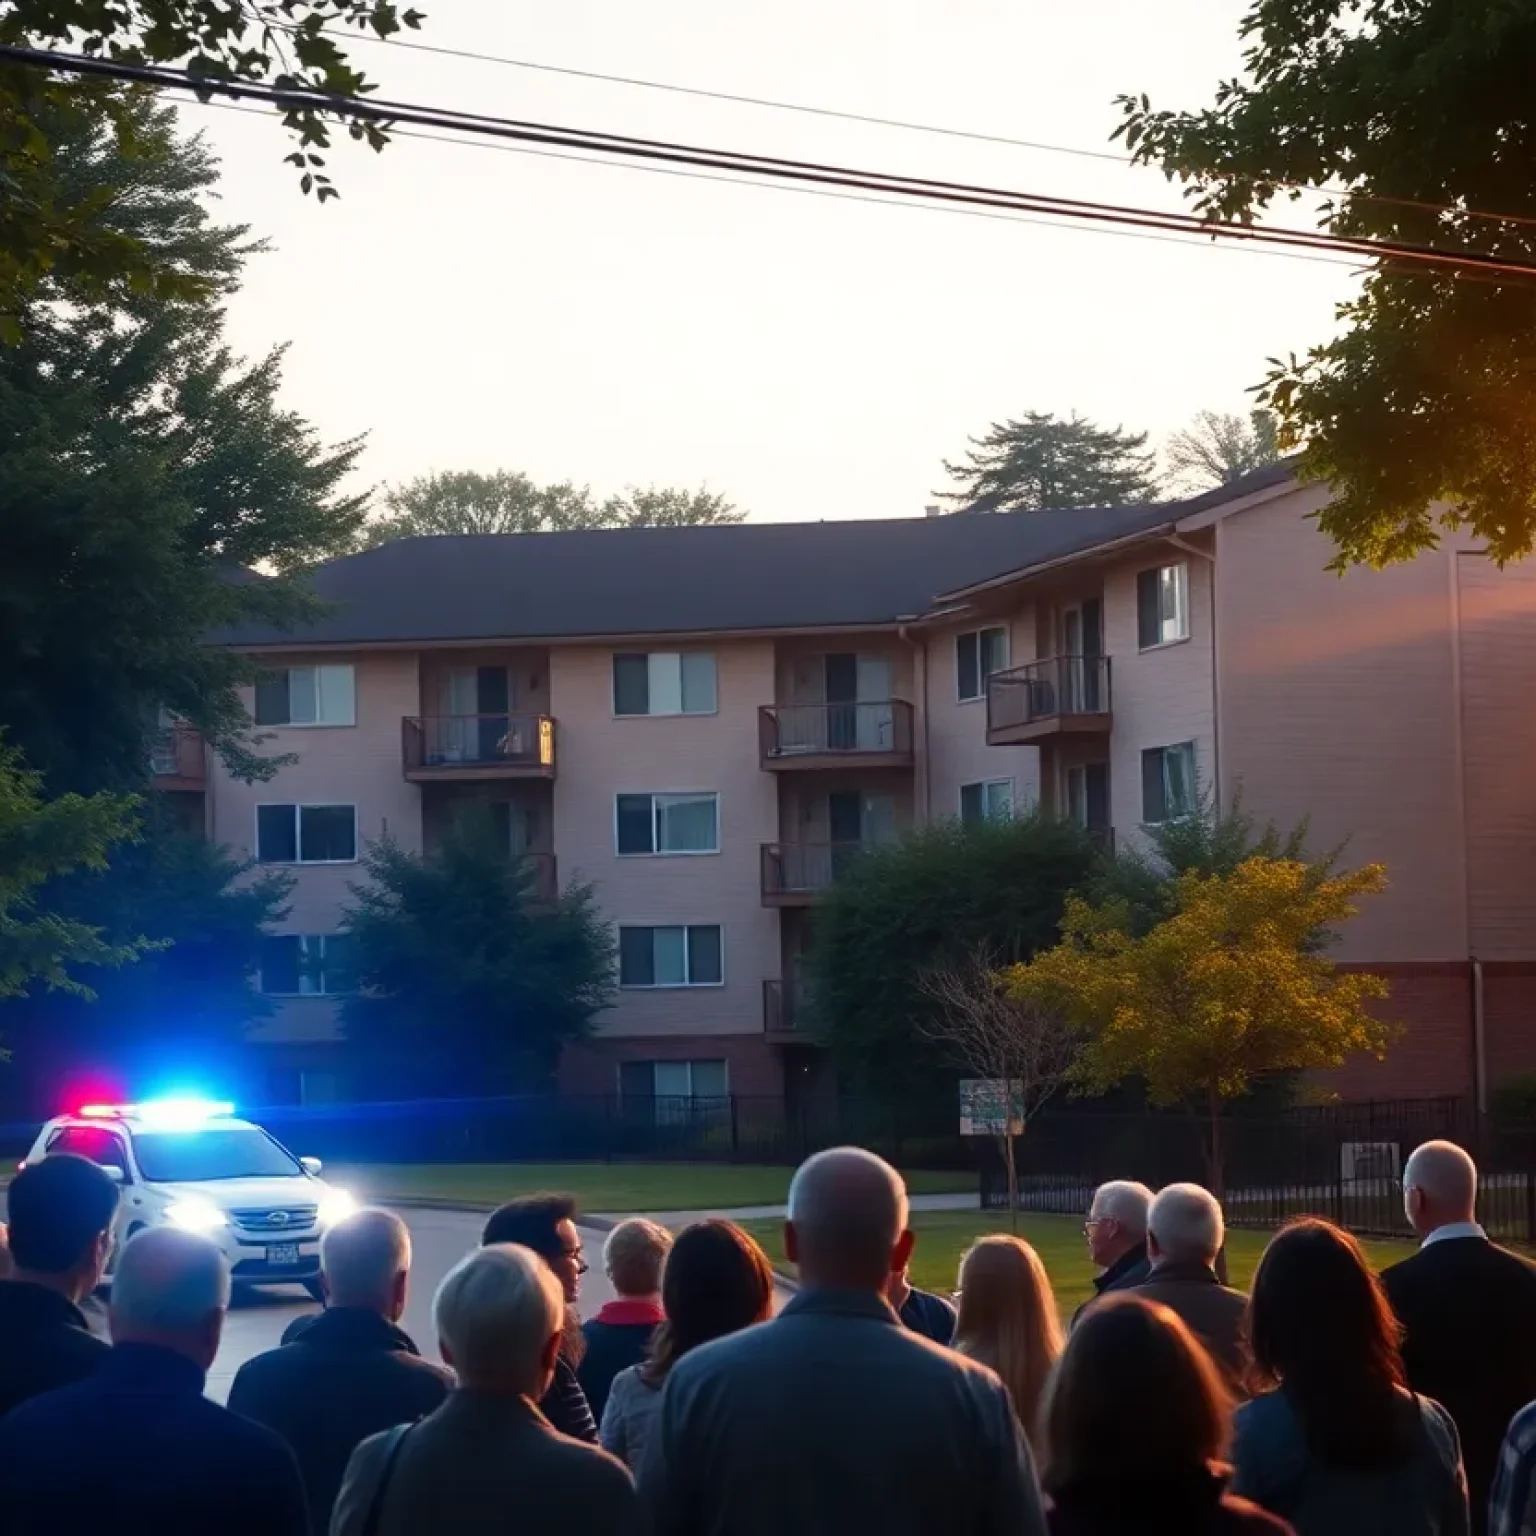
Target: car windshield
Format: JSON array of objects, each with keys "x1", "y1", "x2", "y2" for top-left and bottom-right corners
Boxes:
[{"x1": 131, "y1": 1128, "x2": 300, "y2": 1183}]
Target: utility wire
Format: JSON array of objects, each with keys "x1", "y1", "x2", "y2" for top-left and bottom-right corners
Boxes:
[{"x1": 8, "y1": 43, "x2": 1536, "y2": 283}]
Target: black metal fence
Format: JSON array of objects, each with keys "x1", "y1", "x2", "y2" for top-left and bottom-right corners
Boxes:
[{"x1": 979, "y1": 1097, "x2": 1536, "y2": 1245}]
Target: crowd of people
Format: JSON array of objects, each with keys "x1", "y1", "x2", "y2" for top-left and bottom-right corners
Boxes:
[{"x1": 3, "y1": 1138, "x2": 1536, "y2": 1534}]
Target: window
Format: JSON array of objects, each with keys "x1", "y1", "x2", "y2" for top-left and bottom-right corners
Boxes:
[
  {"x1": 46, "y1": 1126, "x2": 129, "y2": 1177},
  {"x1": 619, "y1": 1059, "x2": 729, "y2": 1098},
  {"x1": 613, "y1": 652, "x2": 717, "y2": 716},
  {"x1": 254, "y1": 665, "x2": 356, "y2": 727},
  {"x1": 617, "y1": 925, "x2": 724, "y2": 987},
  {"x1": 615, "y1": 793, "x2": 719, "y2": 855},
  {"x1": 259, "y1": 934, "x2": 355, "y2": 996},
  {"x1": 1141, "y1": 743, "x2": 1196, "y2": 823},
  {"x1": 256, "y1": 804, "x2": 358, "y2": 864},
  {"x1": 960, "y1": 780, "x2": 1014, "y2": 824},
  {"x1": 1136, "y1": 563, "x2": 1190, "y2": 649},
  {"x1": 957, "y1": 627, "x2": 1010, "y2": 702}
]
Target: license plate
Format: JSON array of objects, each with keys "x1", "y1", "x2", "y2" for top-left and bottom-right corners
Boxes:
[{"x1": 266, "y1": 1243, "x2": 299, "y2": 1266}]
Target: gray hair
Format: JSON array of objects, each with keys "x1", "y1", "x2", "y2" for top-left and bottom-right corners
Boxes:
[
  {"x1": 111, "y1": 1227, "x2": 230, "y2": 1338},
  {"x1": 321, "y1": 1208, "x2": 410, "y2": 1307},
  {"x1": 1148, "y1": 1183, "x2": 1224, "y2": 1266},
  {"x1": 434, "y1": 1242, "x2": 562, "y2": 1391},
  {"x1": 1404, "y1": 1140, "x2": 1478, "y2": 1220},
  {"x1": 1089, "y1": 1180, "x2": 1153, "y2": 1236},
  {"x1": 787, "y1": 1147, "x2": 907, "y2": 1280}
]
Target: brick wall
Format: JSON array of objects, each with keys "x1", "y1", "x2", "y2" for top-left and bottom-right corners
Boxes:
[
  {"x1": 558, "y1": 1033, "x2": 786, "y2": 1098},
  {"x1": 1325, "y1": 963, "x2": 1474, "y2": 1101},
  {"x1": 1482, "y1": 964, "x2": 1536, "y2": 1089}
]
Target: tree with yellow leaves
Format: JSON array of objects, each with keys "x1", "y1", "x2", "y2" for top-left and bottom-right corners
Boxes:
[{"x1": 1005, "y1": 856, "x2": 1392, "y2": 1196}]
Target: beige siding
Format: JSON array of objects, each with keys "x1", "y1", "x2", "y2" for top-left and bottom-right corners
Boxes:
[
  {"x1": 550, "y1": 640, "x2": 781, "y2": 1039},
  {"x1": 1214, "y1": 490, "x2": 1466, "y2": 963}
]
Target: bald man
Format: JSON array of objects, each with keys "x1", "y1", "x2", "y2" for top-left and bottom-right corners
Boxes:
[
  {"x1": 637, "y1": 1146, "x2": 1046, "y2": 1536},
  {"x1": 1383, "y1": 1140, "x2": 1536, "y2": 1534}
]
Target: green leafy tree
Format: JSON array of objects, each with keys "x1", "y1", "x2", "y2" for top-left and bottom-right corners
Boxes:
[
  {"x1": 341, "y1": 813, "x2": 614, "y2": 1093},
  {"x1": 1117, "y1": 3, "x2": 1536, "y2": 567},
  {"x1": 940, "y1": 410, "x2": 1161, "y2": 512},
  {"x1": 2, "y1": 1, "x2": 421, "y2": 337},
  {"x1": 1165, "y1": 409, "x2": 1280, "y2": 494},
  {"x1": 803, "y1": 812, "x2": 1103, "y2": 1094}
]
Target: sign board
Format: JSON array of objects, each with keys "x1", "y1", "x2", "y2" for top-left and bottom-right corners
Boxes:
[{"x1": 959, "y1": 1079, "x2": 1023, "y2": 1138}]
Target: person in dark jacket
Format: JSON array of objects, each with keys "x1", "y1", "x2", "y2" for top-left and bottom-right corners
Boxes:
[
  {"x1": 228, "y1": 1208, "x2": 452, "y2": 1531},
  {"x1": 0, "y1": 1227, "x2": 307, "y2": 1536},
  {"x1": 1071, "y1": 1179, "x2": 1153, "y2": 1326},
  {"x1": 887, "y1": 1262, "x2": 957, "y2": 1343},
  {"x1": 1383, "y1": 1140, "x2": 1536, "y2": 1535},
  {"x1": 1042, "y1": 1294, "x2": 1292, "y2": 1536},
  {"x1": 579, "y1": 1218, "x2": 670, "y2": 1422},
  {"x1": 0, "y1": 1153, "x2": 118, "y2": 1418},
  {"x1": 483, "y1": 1194, "x2": 598, "y2": 1442}
]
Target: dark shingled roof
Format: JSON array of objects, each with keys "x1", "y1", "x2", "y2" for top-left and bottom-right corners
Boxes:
[{"x1": 217, "y1": 464, "x2": 1294, "y2": 648}]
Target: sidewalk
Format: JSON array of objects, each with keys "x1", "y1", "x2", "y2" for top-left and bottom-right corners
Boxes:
[{"x1": 590, "y1": 1190, "x2": 980, "y2": 1225}]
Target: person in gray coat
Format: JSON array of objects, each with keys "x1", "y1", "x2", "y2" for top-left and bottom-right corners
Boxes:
[
  {"x1": 332, "y1": 1242, "x2": 641, "y2": 1536},
  {"x1": 637, "y1": 1145, "x2": 1048, "y2": 1536}
]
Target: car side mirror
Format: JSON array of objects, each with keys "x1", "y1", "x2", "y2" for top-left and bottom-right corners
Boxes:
[
  {"x1": 103, "y1": 1165, "x2": 124, "y2": 1185},
  {"x1": 299, "y1": 1156, "x2": 322, "y2": 1177}
]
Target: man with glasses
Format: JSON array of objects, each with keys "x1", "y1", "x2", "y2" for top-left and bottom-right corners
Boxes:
[
  {"x1": 1072, "y1": 1180, "x2": 1153, "y2": 1326},
  {"x1": 483, "y1": 1195, "x2": 598, "y2": 1443}
]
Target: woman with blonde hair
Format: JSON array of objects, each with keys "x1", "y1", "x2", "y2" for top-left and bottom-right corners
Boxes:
[{"x1": 953, "y1": 1233, "x2": 1064, "y2": 1446}]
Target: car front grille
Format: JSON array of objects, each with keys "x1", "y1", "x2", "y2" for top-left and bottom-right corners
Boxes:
[{"x1": 229, "y1": 1205, "x2": 319, "y2": 1235}]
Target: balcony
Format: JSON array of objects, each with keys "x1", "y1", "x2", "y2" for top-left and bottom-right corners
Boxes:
[
  {"x1": 763, "y1": 979, "x2": 811, "y2": 1041},
  {"x1": 149, "y1": 726, "x2": 206, "y2": 791},
  {"x1": 758, "y1": 701, "x2": 915, "y2": 772},
  {"x1": 986, "y1": 656, "x2": 1112, "y2": 747},
  {"x1": 403, "y1": 715, "x2": 556, "y2": 782},
  {"x1": 760, "y1": 842, "x2": 870, "y2": 906}
]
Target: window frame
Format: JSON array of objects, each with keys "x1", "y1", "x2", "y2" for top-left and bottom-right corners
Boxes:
[
  {"x1": 610, "y1": 651, "x2": 719, "y2": 719},
  {"x1": 254, "y1": 803, "x2": 360, "y2": 866},
  {"x1": 1140, "y1": 742, "x2": 1197, "y2": 825},
  {"x1": 253, "y1": 664, "x2": 357, "y2": 728},
  {"x1": 258, "y1": 933, "x2": 353, "y2": 997},
  {"x1": 616, "y1": 1058, "x2": 732, "y2": 1097},
  {"x1": 1136, "y1": 562, "x2": 1191, "y2": 652},
  {"x1": 959, "y1": 778, "x2": 1015, "y2": 824},
  {"x1": 613, "y1": 791, "x2": 721, "y2": 857},
  {"x1": 955, "y1": 625, "x2": 1011, "y2": 704},
  {"x1": 615, "y1": 923, "x2": 726, "y2": 989}
]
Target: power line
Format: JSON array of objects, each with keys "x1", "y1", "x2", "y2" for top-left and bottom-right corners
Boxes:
[{"x1": 8, "y1": 43, "x2": 1536, "y2": 283}]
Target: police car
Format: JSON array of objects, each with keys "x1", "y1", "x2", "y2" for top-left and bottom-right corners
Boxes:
[{"x1": 21, "y1": 1098, "x2": 357, "y2": 1298}]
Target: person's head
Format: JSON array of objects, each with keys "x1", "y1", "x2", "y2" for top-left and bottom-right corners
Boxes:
[
  {"x1": 109, "y1": 1227, "x2": 230, "y2": 1372},
  {"x1": 6, "y1": 1154, "x2": 120, "y2": 1301},
  {"x1": 320, "y1": 1208, "x2": 412, "y2": 1321},
  {"x1": 646, "y1": 1219, "x2": 775, "y2": 1383},
  {"x1": 1041, "y1": 1294, "x2": 1231, "y2": 1494},
  {"x1": 482, "y1": 1195, "x2": 584, "y2": 1303},
  {"x1": 1085, "y1": 1180, "x2": 1152, "y2": 1269},
  {"x1": 785, "y1": 1146, "x2": 912, "y2": 1292},
  {"x1": 1402, "y1": 1140, "x2": 1478, "y2": 1238},
  {"x1": 603, "y1": 1218, "x2": 672, "y2": 1301},
  {"x1": 954, "y1": 1235, "x2": 1064, "y2": 1445},
  {"x1": 435, "y1": 1242, "x2": 563, "y2": 1398},
  {"x1": 1248, "y1": 1218, "x2": 1410, "y2": 1465},
  {"x1": 1147, "y1": 1183, "x2": 1224, "y2": 1270}
]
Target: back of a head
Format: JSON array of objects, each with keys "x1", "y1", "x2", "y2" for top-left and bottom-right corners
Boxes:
[
  {"x1": 482, "y1": 1194, "x2": 577, "y2": 1265},
  {"x1": 321, "y1": 1208, "x2": 410, "y2": 1309},
  {"x1": 648, "y1": 1219, "x2": 775, "y2": 1381},
  {"x1": 1404, "y1": 1139, "x2": 1478, "y2": 1226},
  {"x1": 7, "y1": 1154, "x2": 119, "y2": 1276},
  {"x1": 786, "y1": 1146, "x2": 907, "y2": 1289},
  {"x1": 435, "y1": 1242, "x2": 562, "y2": 1395},
  {"x1": 1042, "y1": 1294, "x2": 1229, "y2": 1493},
  {"x1": 604, "y1": 1218, "x2": 672, "y2": 1299},
  {"x1": 1149, "y1": 1183, "x2": 1224, "y2": 1268},
  {"x1": 1249, "y1": 1218, "x2": 1409, "y2": 1465},
  {"x1": 1091, "y1": 1180, "x2": 1153, "y2": 1237},
  {"x1": 110, "y1": 1227, "x2": 230, "y2": 1364}
]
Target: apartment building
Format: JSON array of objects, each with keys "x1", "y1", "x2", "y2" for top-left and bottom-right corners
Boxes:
[{"x1": 164, "y1": 463, "x2": 1536, "y2": 1110}]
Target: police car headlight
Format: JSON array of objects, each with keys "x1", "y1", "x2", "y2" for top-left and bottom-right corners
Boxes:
[
  {"x1": 317, "y1": 1189, "x2": 358, "y2": 1228},
  {"x1": 165, "y1": 1198, "x2": 227, "y2": 1233}
]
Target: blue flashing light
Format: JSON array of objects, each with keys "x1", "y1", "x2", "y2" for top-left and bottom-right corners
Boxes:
[{"x1": 79, "y1": 1096, "x2": 235, "y2": 1126}]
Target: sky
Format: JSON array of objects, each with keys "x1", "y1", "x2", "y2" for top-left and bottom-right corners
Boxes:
[{"x1": 191, "y1": 0, "x2": 1356, "y2": 524}]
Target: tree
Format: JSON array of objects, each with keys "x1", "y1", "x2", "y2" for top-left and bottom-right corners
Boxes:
[
  {"x1": 1116, "y1": 3, "x2": 1536, "y2": 568},
  {"x1": 1006, "y1": 857, "x2": 1392, "y2": 1194},
  {"x1": 2, "y1": 2, "x2": 420, "y2": 337},
  {"x1": 1165, "y1": 409, "x2": 1280, "y2": 494},
  {"x1": 803, "y1": 812, "x2": 1103, "y2": 1095},
  {"x1": 361, "y1": 470, "x2": 744, "y2": 545},
  {"x1": 917, "y1": 946, "x2": 1079, "y2": 1228},
  {"x1": 341, "y1": 813, "x2": 614, "y2": 1094},
  {"x1": 939, "y1": 410, "x2": 1161, "y2": 512}
]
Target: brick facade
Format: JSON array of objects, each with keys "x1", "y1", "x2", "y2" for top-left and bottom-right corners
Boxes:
[{"x1": 558, "y1": 1033, "x2": 787, "y2": 1098}]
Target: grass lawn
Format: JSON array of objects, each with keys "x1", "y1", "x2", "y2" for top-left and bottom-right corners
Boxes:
[
  {"x1": 737, "y1": 1210, "x2": 1422, "y2": 1314},
  {"x1": 332, "y1": 1161, "x2": 974, "y2": 1215}
]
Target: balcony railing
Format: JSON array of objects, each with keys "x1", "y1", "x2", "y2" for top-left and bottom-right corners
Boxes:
[
  {"x1": 403, "y1": 714, "x2": 556, "y2": 780},
  {"x1": 148, "y1": 726, "x2": 206, "y2": 789},
  {"x1": 986, "y1": 656, "x2": 1112, "y2": 746},
  {"x1": 763, "y1": 978, "x2": 811, "y2": 1037},
  {"x1": 758, "y1": 700, "x2": 915, "y2": 769},
  {"x1": 761, "y1": 841, "x2": 871, "y2": 905}
]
